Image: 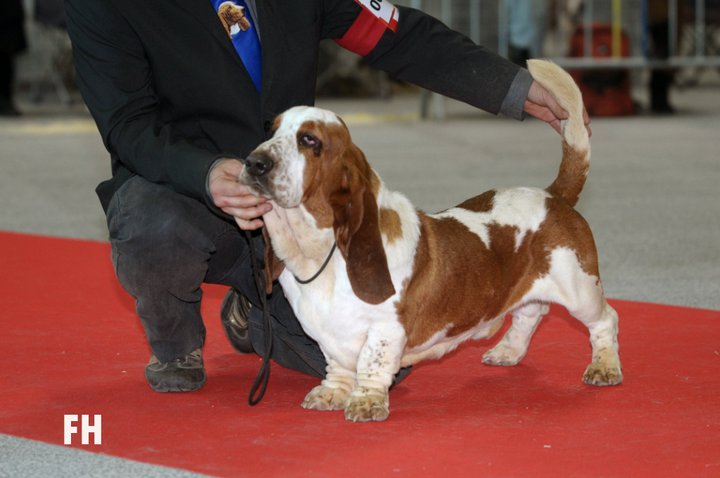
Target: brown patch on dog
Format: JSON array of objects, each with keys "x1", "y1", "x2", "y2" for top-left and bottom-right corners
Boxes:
[
  {"x1": 300, "y1": 120, "x2": 344, "y2": 229},
  {"x1": 456, "y1": 190, "x2": 496, "y2": 213},
  {"x1": 303, "y1": 188, "x2": 334, "y2": 229},
  {"x1": 262, "y1": 226, "x2": 285, "y2": 294},
  {"x1": 369, "y1": 170, "x2": 381, "y2": 197},
  {"x1": 546, "y1": 141, "x2": 589, "y2": 207},
  {"x1": 396, "y1": 190, "x2": 600, "y2": 348},
  {"x1": 379, "y1": 208, "x2": 403, "y2": 245},
  {"x1": 293, "y1": 116, "x2": 395, "y2": 304},
  {"x1": 537, "y1": 196, "x2": 599, "y2": 277},
  {"x1": 396, "y1": 213, "x2": 492, "y2": 347},
  {"x1": 328, "y1": 140, "x2": 395, "y2": 304}
]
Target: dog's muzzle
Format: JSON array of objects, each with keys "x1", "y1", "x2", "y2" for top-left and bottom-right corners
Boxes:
[
  {"x1": 244, "y1": 152, "x2": 274, "y2": 178},
  {"x1": 240, "y1": 151, "x2": 275, "y2": 198}
]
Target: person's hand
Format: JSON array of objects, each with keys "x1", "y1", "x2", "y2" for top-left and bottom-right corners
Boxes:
[
  {"x1": 524, "y1": 80, "x2": 592, "y2": 137},
  {"x1": 208, "y1": 158, "x2": 272, "y2": 230}
]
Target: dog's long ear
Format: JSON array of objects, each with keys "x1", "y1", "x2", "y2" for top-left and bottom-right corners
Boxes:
[
  {"x1": 329, "y1": 146, "x2": 395, "y2": 305},
  {"x1": 262, "y1": 226, "x2": 284, "y2": 295}
]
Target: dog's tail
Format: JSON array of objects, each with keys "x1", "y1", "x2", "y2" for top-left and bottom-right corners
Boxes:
[{"x1": 527, "y1": 59, "x2": 590, "y2": 207}]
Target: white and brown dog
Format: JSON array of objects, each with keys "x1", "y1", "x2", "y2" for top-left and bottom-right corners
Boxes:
[{"x1": 240, "y1": 60, "x2": 622, "y2": 422}]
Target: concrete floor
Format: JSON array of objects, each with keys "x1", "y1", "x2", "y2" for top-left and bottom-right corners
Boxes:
[{"x1": 1, "y1": 88, "x2": 718, "y2": 310}]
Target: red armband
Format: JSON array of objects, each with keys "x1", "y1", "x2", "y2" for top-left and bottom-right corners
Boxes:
[{"x1": 335, "y1": 0, "x2": 398, "y2": 56}]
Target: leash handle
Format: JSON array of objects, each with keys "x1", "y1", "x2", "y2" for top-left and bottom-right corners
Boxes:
[{"x1": 245, "y1": 230, "x2": 273, "y2": 406}]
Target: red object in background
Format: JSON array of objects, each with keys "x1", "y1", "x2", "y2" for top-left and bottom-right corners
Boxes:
[{"x1": 569, "y1": 23, "x2": 635, "y2": 116}]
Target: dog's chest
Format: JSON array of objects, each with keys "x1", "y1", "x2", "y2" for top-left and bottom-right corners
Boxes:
[{"x1": 277, "y1": 266, "x2": 398, "y2": 368}]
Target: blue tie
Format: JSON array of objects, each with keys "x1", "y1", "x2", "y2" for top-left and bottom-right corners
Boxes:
[{"x1": 211, "y1": 0, "x2": 262, "y2": 91}]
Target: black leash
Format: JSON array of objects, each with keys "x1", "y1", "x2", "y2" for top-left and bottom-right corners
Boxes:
[
  {"x1": 245, "y1": 229, "x2": 273, "y2": 406},
  {"x1": 293, "y1": 242, "x2": 337, "y2": 284},
  {"x1": 243, "y1": 223, "x2": 334, "y2": 405},
  {"x1": 244, "y1": 234, "x2": 335, "y2": 405}
]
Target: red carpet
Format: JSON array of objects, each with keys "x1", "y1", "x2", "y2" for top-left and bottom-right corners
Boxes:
[{"x1": 1, "y1": 231, "x2": 719, "y2": 477}]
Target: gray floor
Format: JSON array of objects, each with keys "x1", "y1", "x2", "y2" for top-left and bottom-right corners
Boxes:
[
  {"x1": 2, "y1": 88, "x2": 719, "y2": 309},
  {"x1": 1, "y1": 86, "x2": 719, "y2": 477},
  {"x1": 0, "y1": 435, "x2": 210, "y2": 478}
]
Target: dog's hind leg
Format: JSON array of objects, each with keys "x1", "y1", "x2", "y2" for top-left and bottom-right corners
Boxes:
[
  {"x1": 543, "y1": 248, "x2": 623, "y2": 386},
  {"x1": 482, "y1": 302, "x2": 549, "y2": 366},
  {"x1": 572, "y1": 296, "x2": 623, "y2": 386}
]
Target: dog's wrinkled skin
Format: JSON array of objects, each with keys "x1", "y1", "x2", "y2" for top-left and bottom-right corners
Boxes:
[{"x1": 240, "y1": 60, "x2": 622, "y2": 422}]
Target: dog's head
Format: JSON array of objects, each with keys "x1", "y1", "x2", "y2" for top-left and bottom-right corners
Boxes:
[
  {"x1": 218, "y1": 2, "x2": 251, "y2": 32},
  {"x1": 241, "y1": 106, "x2": 395, "y2": 304}
]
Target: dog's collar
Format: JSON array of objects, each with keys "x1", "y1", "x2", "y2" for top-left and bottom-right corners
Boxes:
[{"x1": 293, "y1": 242, "x2": 337, "y2": 285}]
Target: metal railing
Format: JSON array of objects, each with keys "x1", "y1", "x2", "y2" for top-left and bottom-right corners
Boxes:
[
  {"x1": 397, "y1": 0, "x2": 719, "y2": 117},
  {"x1": 397, "y1": 0, "x2": 720, "y2": 68}
]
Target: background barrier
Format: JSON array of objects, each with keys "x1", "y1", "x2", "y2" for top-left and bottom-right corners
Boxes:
[{"x1": 13, "y1": 0, "x2": 720, "y2": 113}]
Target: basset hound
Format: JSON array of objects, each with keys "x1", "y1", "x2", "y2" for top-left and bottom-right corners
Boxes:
[
  {"x1": 240, "y1": 60, "x2": 622, "y2": 422},
  {"x1": 217, "y1": 1, "x2": 251, "y2": 38}
]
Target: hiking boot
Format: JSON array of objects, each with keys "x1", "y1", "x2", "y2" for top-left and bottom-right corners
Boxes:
[
  {"x1": 145, "y1": 348, "x2": 206, "y2": 392},
  {"x1": 221, "y1": 288, "x2": 255, "y2": 354}
]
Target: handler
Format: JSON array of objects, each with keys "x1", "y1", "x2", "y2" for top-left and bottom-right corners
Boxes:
[{"x1": 65, "y1": 0, "x2": 584, "y2": 392}]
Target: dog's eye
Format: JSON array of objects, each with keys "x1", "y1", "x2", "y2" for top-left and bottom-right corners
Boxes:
[{"x1": 299, "y1": 133, "x2": 320, "y2": 149}]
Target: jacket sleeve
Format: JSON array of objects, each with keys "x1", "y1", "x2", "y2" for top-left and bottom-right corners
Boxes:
[
  {"x1": 65, "y1": 0, "x2": 218, "y2": 201},
  {"x1": 320, "y1": 1, "x2": 531, "y2": 119}
]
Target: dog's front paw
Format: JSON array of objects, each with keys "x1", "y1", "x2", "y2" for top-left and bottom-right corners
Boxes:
[
  {"x1": 302, "y1": 385, "x2": 350, "y2": 411},
  {"x1": 482, "y1": 343, "x2": 525, "y2": 366},
  {"x1": 583, "y1": 362, "x2": 623, "y2": 386},
  {"x1": 344, "y1": 389, "x2": 389, "y2": 422}
]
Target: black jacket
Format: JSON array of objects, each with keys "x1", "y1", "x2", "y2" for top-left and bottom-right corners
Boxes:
[{"x1": 65, "y1": 0, "x2": 527, "y2": 212}]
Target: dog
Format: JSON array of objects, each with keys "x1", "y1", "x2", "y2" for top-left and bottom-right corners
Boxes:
[
  {"x1": 217, "y1": 1, "x2": 251, "y2": 38},
  {"x1": 240, "y1": 60, "x2": 622, "y2": 422}
]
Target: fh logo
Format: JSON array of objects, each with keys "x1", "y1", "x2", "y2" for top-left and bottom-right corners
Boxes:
[{"x1": 64, "y1": 414, "x2": 102, "y2": 445}]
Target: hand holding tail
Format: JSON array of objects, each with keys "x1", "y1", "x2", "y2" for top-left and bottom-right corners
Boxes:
[{"x1": 527, "y1": 60, "x2": 591, "y2": 207}]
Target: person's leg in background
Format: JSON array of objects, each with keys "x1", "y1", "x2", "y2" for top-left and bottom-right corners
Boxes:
[
  {"x1": 0, "y1": 0, "x2": 27, "y2": 116},
  {"x1": 648, "y1": 1, "x2": 676, "y2": 114},
  {"x1": 0, "y1": 52, "x2": 17, "y2": 115},
  {"x1": 506, "y1": 0, "x2": 548, "y2": 66},
  {"x1": 649, "y1": 21, "x2": 675, "y2": 113}
]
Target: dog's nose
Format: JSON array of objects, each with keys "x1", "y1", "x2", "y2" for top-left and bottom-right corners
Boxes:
[{"x1": 244, "y1": 152, "x2": 274, "y2": 177}]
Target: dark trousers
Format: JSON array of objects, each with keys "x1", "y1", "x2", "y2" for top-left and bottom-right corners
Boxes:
[
  {"x1": 106, "y1": 175, "x2": 326, "y2": 378},
  {"x1": 0, "y1": 52, "x2": 14, "y2": 106},
  {"x1": 649, "y1": 21, "x2": 674, "y2": 111}
]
